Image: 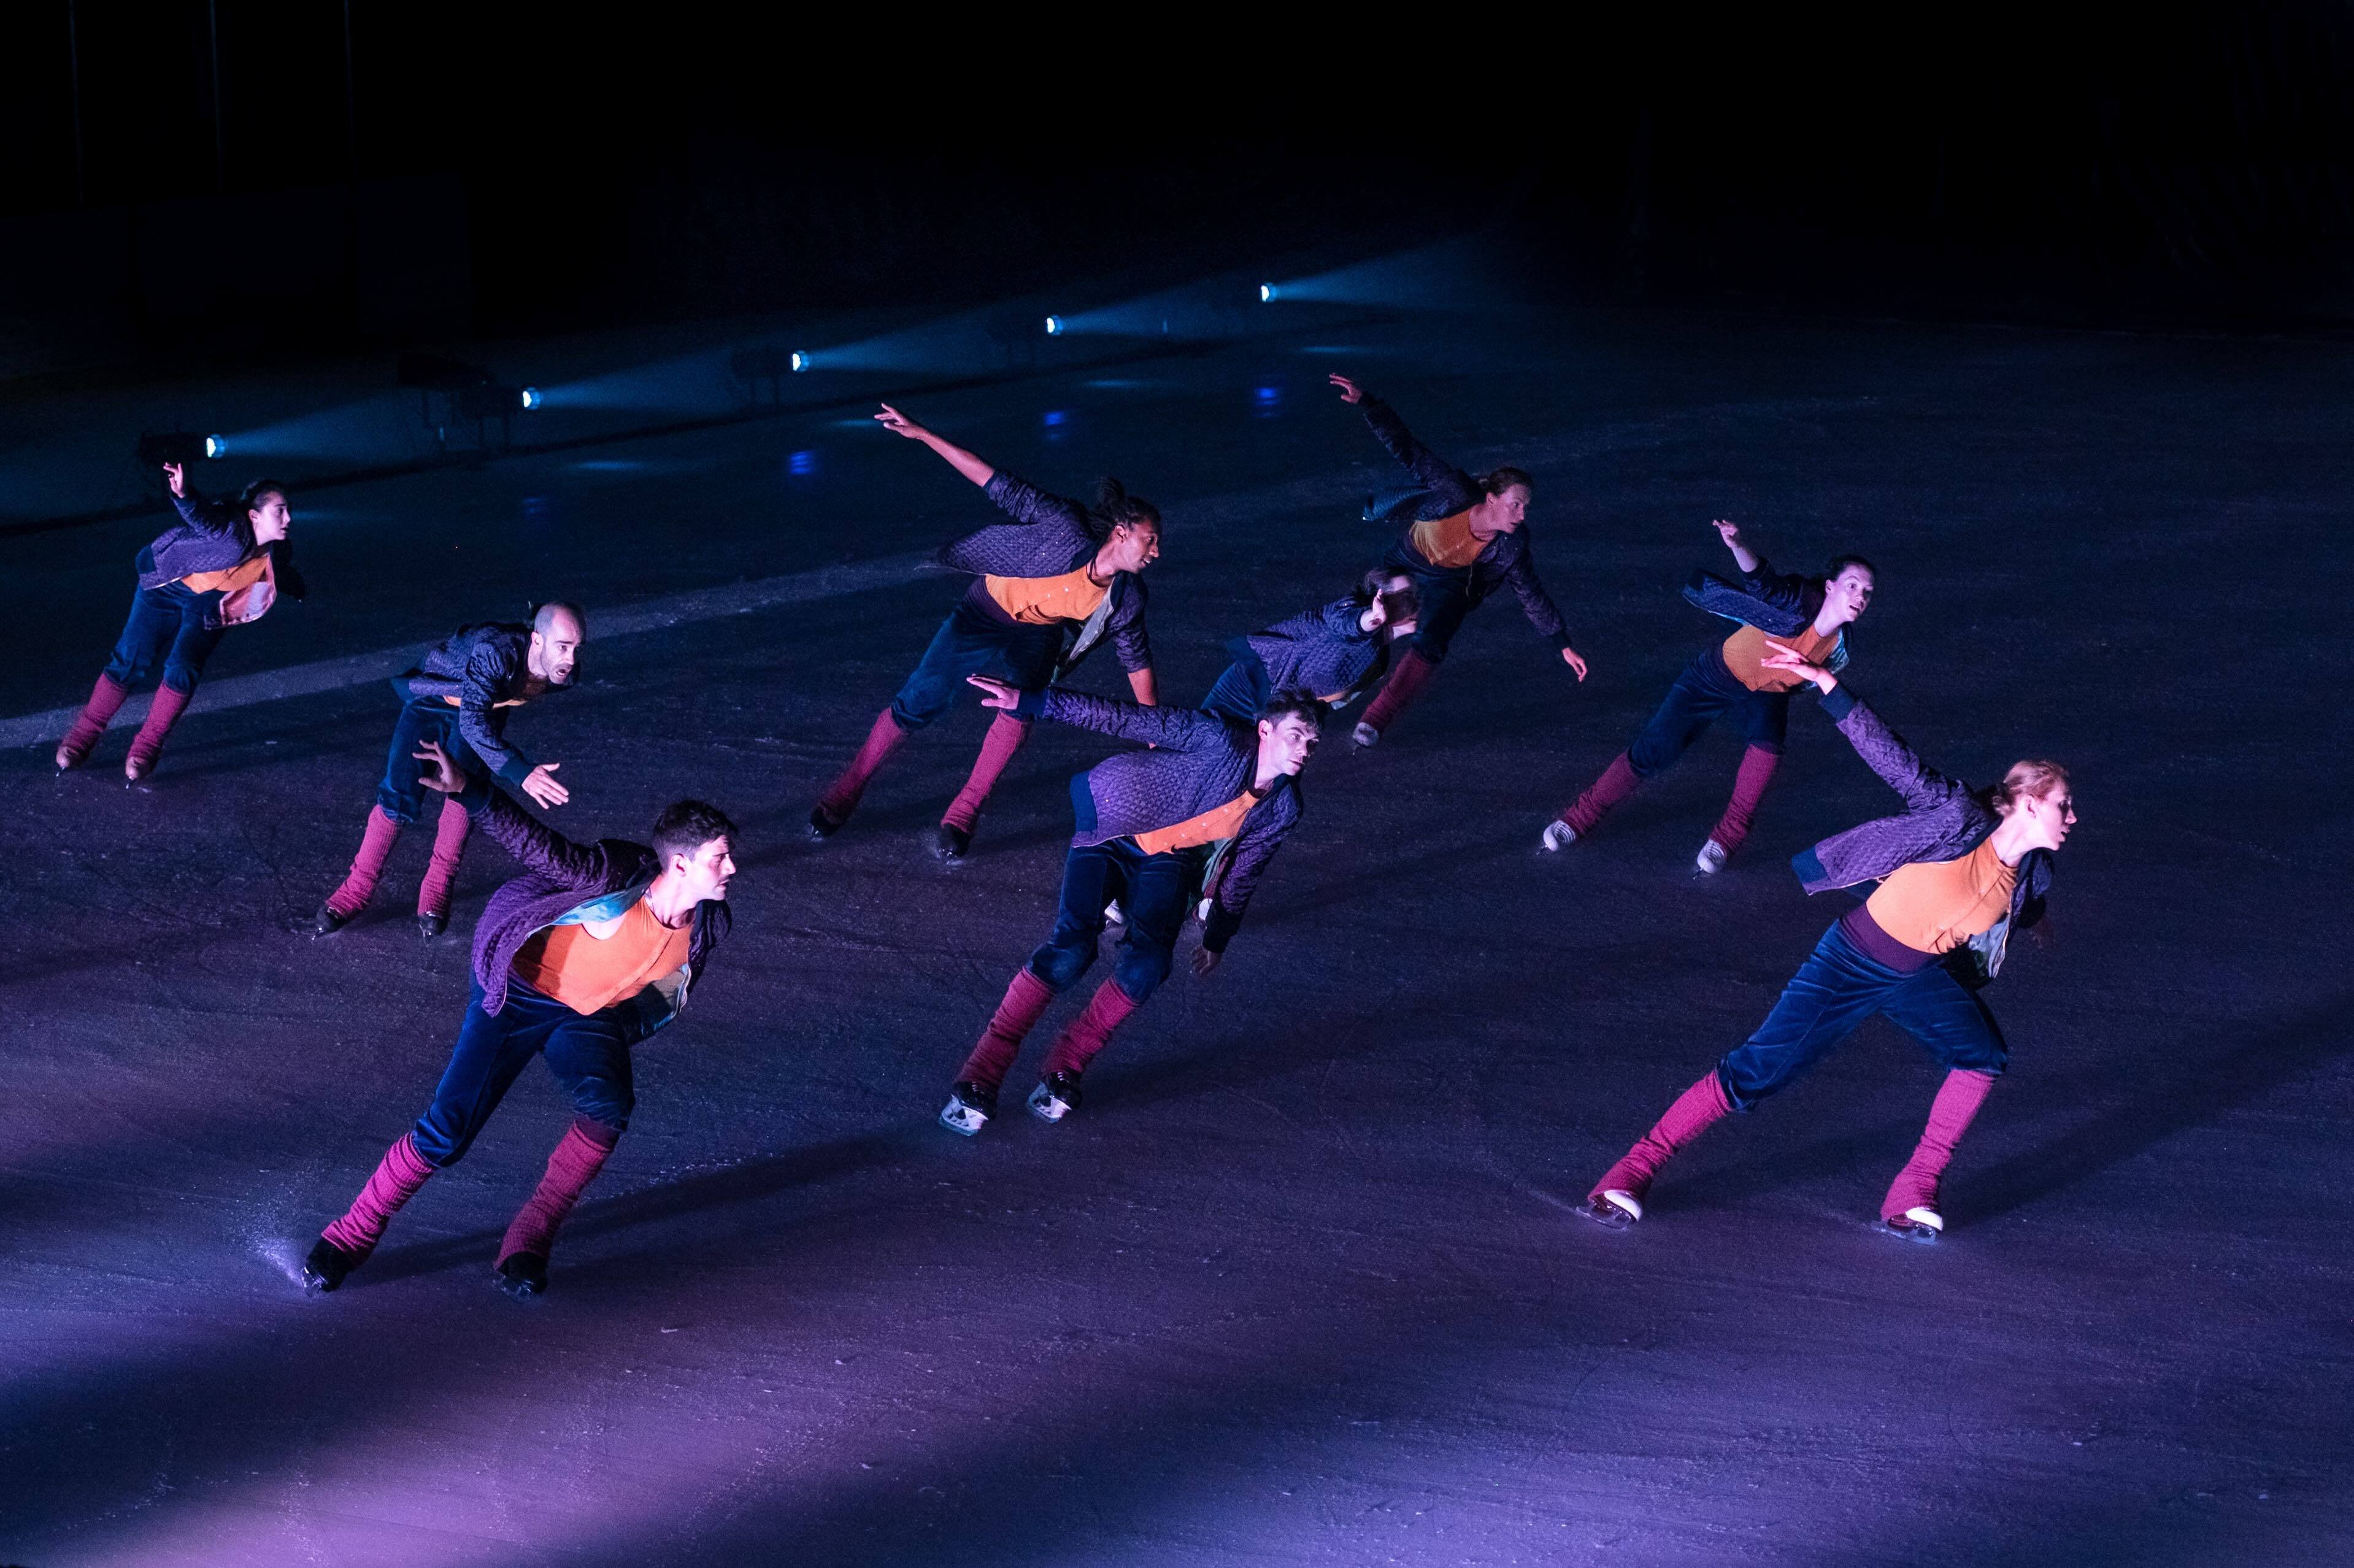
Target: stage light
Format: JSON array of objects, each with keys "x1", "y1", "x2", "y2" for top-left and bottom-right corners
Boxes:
[
  {"x1": 1042, "y1": 410, "x2": 1067, "y2": 428},
  {"x1": 1044, "y1": 315, "x2": 1064, "y2": 336},
  {"x1": 136, "y1": 432, "x2": 222, "y2": 467},
  {"x1": 1259, "y1": 283, "x2": 1277, "y2": 302},
  {"x1": 518, "y1": 388, "x2": 542, "y2": 410},
  {"x1": 204, "y1": 434, "x2": 226, "y2": 458},
  {"x1": 788, "y1": 449, "x2": 818, "y2": 475},
  {"x1": 790, "y1": 351, "x2": 810, "y2": 372}
]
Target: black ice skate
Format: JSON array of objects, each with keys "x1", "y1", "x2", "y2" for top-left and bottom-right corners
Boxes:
[
  {"x1": 1027, "y1": 1070, "x2": 1083, "y2": 1123},
  {"x1": 939, "y1": 1081, "x2": 995, "y2": 1137}
]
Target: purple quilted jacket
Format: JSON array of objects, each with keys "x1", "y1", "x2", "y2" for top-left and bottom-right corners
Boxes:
[
  {"x1": 937, "y1": 472, "x2": 1152, "y2": 673},
  {"x1": 1237, "y1": 598, "x2": 1391, "y2": 702},
  {"x1": 1795, "y1": 686, "x2": 2053, "y2": 936},
  {"x1": 1014, "y1": 686, "x2": 1304, "y2": 952},
  {"x1": 134, "y1": 490, "x2": 306, "y2": 628},
  {"x1": 451, "y1": 774, "x2": 731, "y2": 1036},
  {"x1": 400, "y1": 623, "x2": 574, "y2": 785}
]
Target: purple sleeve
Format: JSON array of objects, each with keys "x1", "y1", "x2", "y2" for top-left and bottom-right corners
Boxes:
[
  {"x1": 1360, "y1": 398, "x2": 1477, "y2": 499},
  {"x1": 983, "y1": 471, "x2": 1091, "y2": 532},
  {"x1": 455, "y1": 774, "x2": 609, "y2": 890},
  {"x1": 460, "y1": 640, "x2": 534, "y2": 784},
  {"x1": 1110, "y1": 583, "x2": 1153, "y2": 673},
  {"x1": 1027, "y1": 687, "x2": 1232, "y2": 751},
  {"x1": 1825, "y1": 690, "x2": 1970, "y2": 813},
  {"x1": 1501, "y1": 536, "x2": 1571, "y2": 647}
]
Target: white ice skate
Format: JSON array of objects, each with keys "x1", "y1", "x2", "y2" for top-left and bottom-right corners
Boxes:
[
  {"x1": 1540, "y1": 820, "x2": 1578, "y2": 852},
  {"x1": 1581, "y1": 1188, "x2": 1642, "y2": 1228},
  {"x1": 1694, "y1": 839, "x2": 1728, "y2": 875},
  {"x1": 938, "y1": 1086, "x2": 993, "y2": 1137},
  {"x1": 1883, "y1": 1205, "x2": 1944, "y2": 1242},
  {"x1": 1351, "y1": 721, "x2": 1380, "y2": 750}
]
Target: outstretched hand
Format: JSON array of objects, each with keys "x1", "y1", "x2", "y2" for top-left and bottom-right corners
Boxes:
[
  {"x1": 1191, "y1": 946, "x2": 1223, "y2": 977},
  {"x1": 521, "y1": 761, "x2": 569, "y2": 809},
  {"x1": 874, "y1": 402, "x2": 926, "y2": 439},
  {"x1": 1561, "y1": 645, "x2": 1590, "y2": 681},
  {"x1": 1760, "y1": 639, "x2": 1835, "y2": 691},
  {"x1": 967, "y1": 674, "x2": 1021, "y2": 711},
  {"x1": 1328, "y1": 374, "x2": 1365, "y2": 405},
  {"x1": 163, "y1": 461, "x2": 187, "y2": 498},
  {"x1": 415, "y1": 740, "x2": 470, "y2": 796},
  {"x1": 1712, "y1": 518, "x2": 1741, "y2": 549}
]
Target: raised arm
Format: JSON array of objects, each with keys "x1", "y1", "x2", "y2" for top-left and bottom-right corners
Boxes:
[
  {"x1": 1763, "y1": 650, "x2": 1968, "y2": 813},
  {"x1": 1340, "y1": 380, "x2": 1474, "y2": 496},
  {"x1": 874, "y1": 403, "x2": 995, "y2": 487},
  {"x1": 425, "y1": 742, "x2": 610, "y2": 890},
  {"x1": 976, "y1": 678, "x2": 1231, "y2": 751},
  {"x1": 1713, "y1": 518, "x2": 1762, "y2": 575}
]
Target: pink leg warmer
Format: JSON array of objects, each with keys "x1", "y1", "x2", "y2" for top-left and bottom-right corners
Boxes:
[
  {"x1": 1360, "y1": 648, "x2": 1437, "y2": 735},
  {"x1": 321, "y1": 1133, "x2": 436, "y2": 1260},
  {"x1": 415, "y1": 800, "x2": 473, "y2": 920},
  {"x1": 498, "y1": 1119, "x2": 620, "y2": 1266},
  {"x1": 325, "y1": 807, "x2": 404, "y2": 920},
  {"x1": 1709, "y1": 745, "x2": 1783, "y2": 858},
  {"x1": 123, "y1": 683, "x2": 191, "y2": 778},
  {"x1": 55, "y1": 674, "x2": 130, "y2": 768},
  {"x1": 1590, "y1": 1072, "x2": 1734, "y2": 1206},
  {"x1": 1040, "y1": 980, "x2": 1141, "y2": 1078},
  {"x1": 817, "y1": 709, "x2": 912, "y2": 822},
  {"x1": 942, "y1": 713, "x2": 1031, "y2": 833},
  {"x1": 956, "y1": 969, "x2": 1057, "y2": 1093},
  {"x1": 1881, "y1": 1069, "x2": 1996, "y2": 1223},
  {"x1": 1561, "y1": 751, "x2": 1642, "y2": 837}
]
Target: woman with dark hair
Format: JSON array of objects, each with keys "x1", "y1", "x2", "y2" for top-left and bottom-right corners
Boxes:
[
  {"x1": 53, "y1": 462, "x2": 304, "y2": 781},
  {"x1": 809, "y1": 403, "x2": 1163, "y2": 862},
  {"x1": 1580, "y1": 645, "x2": 2074, "y2": 1242},
  {"x1": 1543, "y1": 518, "x2": 1875, "y2": 872},
  {"x1": 1328, "y1": 375, "x2": 1587, "y2": 747},
  {"x1": 1199, "y1": 567, "x2": 1420, "y2": 723}
]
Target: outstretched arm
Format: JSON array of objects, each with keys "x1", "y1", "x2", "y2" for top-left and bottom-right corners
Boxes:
[
  {"x1": 1501, "y1": 540, "x2": 1588, "y2": 681},
  {"x1": 874, "y1": 403, "x2": 995, "y2": 487},
  {"x1": 1714, "y1": 518, "x2": 1761, "y2": 575},
  {"x1": 418, "y1": 740, "x2": 607, "y2": 888},
  {"x1": 1759, "y1": 647, "x2": 1967, "y2": 813},
  {"x1": 1335, "y1": 375, "x2": 1469, "y2": 494},
  {"x1": 971, "y1": 677, "x2": 1225, "y2": 751}
]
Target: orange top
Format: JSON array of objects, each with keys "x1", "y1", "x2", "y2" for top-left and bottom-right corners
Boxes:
[
  {"x1": 985, "y1": 566, "x2": 1109, "y2": 626},
  {"x1": 1863, "y1": 836, "x2": 2017, "y2": 957},
  {"x1": 1133, "y1": 790, "x2": 1260, "y2": 856},
  {"x1": 1721, "y1": 620, "x2": 1842, "y2": 693},
  {"x1": 1408, "y1": 509, "x2": 1488, "y2": 570},
  {"x1": 178, "y1": 553, "x2": 271, "y2": 594},
  {"x1": 444, "y1": 694, "x2": 531, "y2": 709},
  {"x1": 510, "y1": 897, "x2": 693, "y2": 1017}
]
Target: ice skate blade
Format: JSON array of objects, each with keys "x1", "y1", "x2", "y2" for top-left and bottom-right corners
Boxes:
[
  {"x1": 1879, "y1": 1210, "x2": 1943, "y2": 1244},
  {"x1": 1577, "y1": 1191, "x2": 1640, "y2": 1229},
  {"x1": 938, "y1": 1098, "x2": 989, "y2": 1137}
]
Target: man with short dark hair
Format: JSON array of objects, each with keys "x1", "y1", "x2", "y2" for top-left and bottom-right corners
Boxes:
[
  {"x1": 310, "y1": 602, "x2": 586, "y2": 939},
  {"x1": 303, "y1": 740, "x2": 735, "y2": 1300},
  {"x1": 939, "y1": 677, "x2": 1325, "y2": 1135},
  {"x1": 1328, "y1": 375, "x2": 1588, "y2": 747}
]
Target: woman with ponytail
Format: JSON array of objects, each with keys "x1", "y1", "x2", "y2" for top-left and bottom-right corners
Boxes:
[
  {"x1": 809, "y1": 404, "x2": 1163, "y2": 861},
  {"x1": 53, "y1": 462, "x2": 305, "y2": 781},
  {"x1": 1581, "y1": 645, "x2": 2074, "y2": 1242}
]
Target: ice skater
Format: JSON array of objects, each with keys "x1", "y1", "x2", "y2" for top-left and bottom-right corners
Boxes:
[
  {"x1": 1543, "y1": 519, "x2": 1875, "y2": 872},
  {"x1": 52, "y1": 461, "x2": 304, "y2": 781},
  {"x1": 938, "y1": 676, "x2": 1325, "y2": 1134},
  {"x1": 1328, "y1": 375, "x2": 1587, "y2": 747},
  {"x1": 1199, "y1": 569, "x2": 1420, "y2": 723},
  {"x1": 303, "y1": 739, "x2": 736, "y2": 1299},
  {"x1": 308, "y1": 606, "x2": 587, "y2": 939},
  {"x1": 1581, "y1": 645, "x2": 2073, "y2": 1240},
  {"x1": 809, "y1": 402, "x2": 1161, "y2": 862}
]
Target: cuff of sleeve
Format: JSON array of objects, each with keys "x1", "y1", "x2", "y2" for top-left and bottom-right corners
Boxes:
[
  {"x1": 1014, "y1": 687, "x2": 1047, "y2": 721},
  {"x1": 453, "y1": 773, "x2": 498, "y2": 815},
  {"x1": 1202, "y1": 901, "x2": 1242, "y2": 953},
  {"x1": 1553, "y1": 634, "x2": 1574, "y2": 652},
  {"x1": 494, "y1": 753, "x2": 535, "y2": 784},
  {"x1": 1790, "y1": 845, "x2": 1827, "y2": 886},
  {"x1": 1818, "y1": 684, "x2": 1856, "y2": 721}
]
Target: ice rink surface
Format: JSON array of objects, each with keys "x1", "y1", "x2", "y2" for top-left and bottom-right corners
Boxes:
[{"x1": 2, "y1": 299, "x2": 2348, "y2": 1566}]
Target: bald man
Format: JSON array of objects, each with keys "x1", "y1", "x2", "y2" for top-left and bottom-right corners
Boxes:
[{"x1": 311, "y1": 604, "x2": 586, "y2": 939}]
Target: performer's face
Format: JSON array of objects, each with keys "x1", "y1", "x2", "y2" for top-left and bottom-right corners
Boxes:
[
  {"x1": 1256, "y1": 713, "x2": 1321, "y2": 777},
  {"x1": 2014, "y1": 785, "x2": 2076, "y2": 853},
  {"x1": 1101, "y1": 521, "x2": 1161, "y2": 575},
  {"x1": 1482, "y1": 485, "x2": 1531, "y2": 531},
  {"x1": 530, "y1": 617, "x2": 584, "y2": 685},
  {"x1": 247, "y1": 492, "x2": 291, "y2": 544},
  {"x1": 1824, "y1": 566, "x2": 1876, "y2": 624},
  {"x1": 671, "y1": 836, "x2": 736, "y2": 903}
]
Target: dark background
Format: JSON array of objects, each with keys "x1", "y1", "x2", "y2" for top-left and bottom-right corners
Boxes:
[{"x1": 4, "y1": 2, "x2": 2354, "y2": 373}]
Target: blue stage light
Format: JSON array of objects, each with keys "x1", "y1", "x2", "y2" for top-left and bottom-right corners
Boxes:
[
  {"x1": 1042, "y1": 410, "x2": 1067, "y2": 428},
  {"x1": 204, "y1": 434, "x2": 225, "y2": 458},
  {"x1": 1259, "y1": 283, "x2": 1277, "y2": 303},
  {"x1": 518, "y1": 388, "x2": 542, "y2": 410},
  {"x1": 788, "y1": 449, "x2": 818, "y2": 475},
  {"x1": 790, "y1": 351, "x2": 810, "y2": 372},
  {"x1": 1044, "y1": 315, "x2": 1064, "y2": 336}
]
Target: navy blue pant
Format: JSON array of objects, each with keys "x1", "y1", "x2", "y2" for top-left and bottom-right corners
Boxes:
[
  {"x1": 410, "y1": 977, "x2": 634, "y2": 1167},
  {"x1": 1627, "y1": 651, "x2": 1790, "y2": 778},
  {"x1": 102, "y1": 581, "x2": 223, "y2": 695},
  {"x1": 1382, "y1": 551, "x2": 1475, "y2": 665},
  {"x1": 1027, "y1": 837, "x2": 1207, "y2": 1004},
  {"x1": 375, "y1": 690, "x2": 490, "y2": 823},
  {"x1": 890, "y1": 595, "x2": 1065, "y2": 731},
  {"x1": 1202, "y1": 655, "x2": 1270, "y2": 723},
  {"x1": 1715, "y1": 921, "x2": 2008, "y2": 1110}
]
